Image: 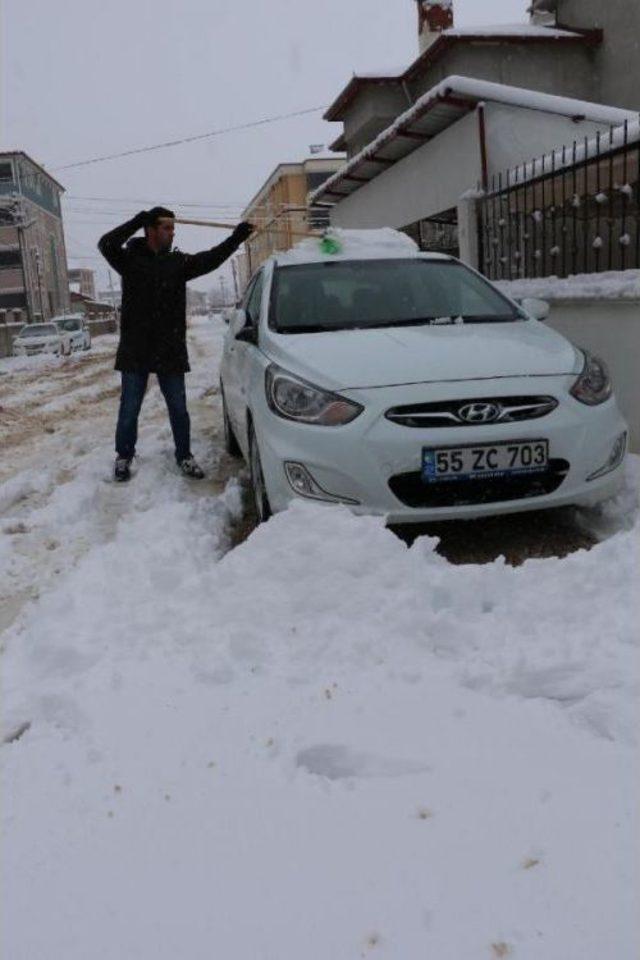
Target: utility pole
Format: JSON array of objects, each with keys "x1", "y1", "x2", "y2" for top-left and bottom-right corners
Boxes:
[
  {"x1": 32, "y1": 247, "x2": 46, "y2": 320},
  {"x1": 108, "y1": 270, "x2": 119, "y2": 326}
]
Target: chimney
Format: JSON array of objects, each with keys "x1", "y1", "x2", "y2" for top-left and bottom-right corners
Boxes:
[
  {"x1": 528, "y1": 0, "x2": 557, "y2": 26},
  {"x1": 417, "y1": 1, "x2": 453, "y2": 52}
]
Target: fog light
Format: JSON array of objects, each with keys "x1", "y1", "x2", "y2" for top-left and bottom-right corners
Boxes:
[
  {"x1": 284, "y1": 462, "x2": 359, "y2": 504},
  {"x1": 587, "y1": 432, "x2": 627, "y2": 481}
]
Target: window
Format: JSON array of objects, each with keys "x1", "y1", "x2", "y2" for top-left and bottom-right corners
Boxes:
[
  {"x1": 0, "y1": 249, "x2": 21, "y2": 268},
  {"x1": 0, "y1": 162, "x2": 13, "y2": 182},
  {"x1": 245, "y1": 271, "x2": 264, "y2": 325},
  {"x1": 271, "y1": 259, "x2": 522, "y2": 333}
]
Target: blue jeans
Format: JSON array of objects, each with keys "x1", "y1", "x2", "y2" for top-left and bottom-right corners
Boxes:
[{"x1": 115, "y1": 372, "x2": 191, "y2": 463}]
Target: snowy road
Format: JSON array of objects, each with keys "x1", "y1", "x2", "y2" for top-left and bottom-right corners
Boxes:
[{"x1": 1, "y1": 318, "x2": 639, "y2": 959}]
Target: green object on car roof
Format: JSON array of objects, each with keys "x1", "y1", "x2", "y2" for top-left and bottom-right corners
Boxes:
[{"x1": 319, "y1": 234, "x2": 343, "y2": 256}]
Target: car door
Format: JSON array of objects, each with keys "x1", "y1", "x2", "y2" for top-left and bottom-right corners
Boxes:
[
  {"x1": 223, "y1": 274, "x2": 256, "y2": 431},
  {"x1": 225, "y1": 270, "x2": 264, "y2": 451}
]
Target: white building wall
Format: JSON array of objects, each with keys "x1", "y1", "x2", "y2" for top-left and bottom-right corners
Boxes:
[
  {"x1": 331, "y1": 111, "x2": 482, "y2": 229},
  {"x1": 483, "y1": 103, "x2": 612, "y2": 177}
]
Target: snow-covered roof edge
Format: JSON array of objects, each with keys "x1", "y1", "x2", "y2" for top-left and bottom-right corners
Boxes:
[{"x1": 310, "y1": 75, "x2": 637, "y2": 205}]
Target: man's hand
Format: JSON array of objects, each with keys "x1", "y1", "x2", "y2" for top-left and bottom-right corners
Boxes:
[{"x1": 232, "y1": 221, "x2": 254, "y2": 242}]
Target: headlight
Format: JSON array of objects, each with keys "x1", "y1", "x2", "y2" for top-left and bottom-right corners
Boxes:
[
  {"x1": 265, "y1": 365, "x2": 363, "y2": 426},
  {"x1": 570, "y1": 351, "x2": 612, "y2": 405}
]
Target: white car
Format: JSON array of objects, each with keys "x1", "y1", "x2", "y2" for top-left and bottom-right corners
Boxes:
[
  {"x1": 12, "y1": 322, "x2": 72, "y2": 358},
  {"x1": 220, "y1": 229, "x2": 628, "y2": 524},
  {"x1": 54, "y1": 314, "x2": 92, "y2": 352}
]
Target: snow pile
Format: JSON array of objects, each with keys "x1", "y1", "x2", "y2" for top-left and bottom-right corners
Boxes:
[
  {"x1": 496, "y1": 269, "x2": 640, "y2": 302},
  {"x1": 276, "y1": 227, "x2": 420, "y2": 264},
  {"x1": 1, "y1": 318, "x2": 639, "y2": 959}
]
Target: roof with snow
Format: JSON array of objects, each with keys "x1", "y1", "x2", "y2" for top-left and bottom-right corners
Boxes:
[
  {"x1": 311, "y1": 76, "x2": 637, "y2": 206},
  {"x1": 324, "y1": 24, "x2": 602, "y2": 122}
]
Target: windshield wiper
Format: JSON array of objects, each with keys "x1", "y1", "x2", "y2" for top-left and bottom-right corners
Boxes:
[
  {"x1": 455, "y1": 314, "x2": 520, "y2": 323},
  {"x1": 276, "y1": 324, "x2": 339, "y2": 334}
]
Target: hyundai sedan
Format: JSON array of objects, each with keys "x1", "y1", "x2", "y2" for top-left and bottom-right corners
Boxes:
[{"x1": 220, "y1": 230, "x2": 627, "y2": 524}]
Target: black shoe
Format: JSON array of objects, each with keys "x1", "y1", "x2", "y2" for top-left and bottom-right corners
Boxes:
[
  {"x1": 114, "y1": 456, "x2": 132, "y2": 482},
  {"x1": 179, "y1": 456, "x2": 205, "y2": 479}
]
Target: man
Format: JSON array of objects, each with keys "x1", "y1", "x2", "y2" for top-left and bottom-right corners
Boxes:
[{"x1": 98, "y1": 207, "x2": 253, "y2": 482}]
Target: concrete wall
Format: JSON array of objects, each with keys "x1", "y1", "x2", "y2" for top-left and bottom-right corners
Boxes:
[
  {"x1": 0, "y1": 322, "x2": 23, "y2": 359},
  {"x1": 409, "y1": 43, "x2": 596, "y2": 106},
  {"x1": 342, "y1": 86, "x2": 410, "y2": 157},
  {"x1": 483, "y1": 103, "x2": 608, "y2": 176},
  {"x1": 543, "y1": 299, "x2": 640, "y2": 452},
  {"x1": 558, "y1": 0, "x2": 640, "y2": 111},
  {"x1": 490, "y1": 293, "x2": 640, "y2": 453}
]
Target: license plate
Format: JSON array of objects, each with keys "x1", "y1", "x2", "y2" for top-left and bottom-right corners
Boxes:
[{"x1": 422, "y1": 440, "x2": 549, "y2": 482}]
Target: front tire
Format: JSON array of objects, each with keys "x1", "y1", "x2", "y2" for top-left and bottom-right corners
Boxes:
[{"x1": 248, "y1": 421, "x2": 272, "y2": 523}]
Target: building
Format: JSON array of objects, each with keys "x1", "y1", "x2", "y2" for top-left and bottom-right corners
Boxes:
[
  {"x1": 186, "y1": 288, "x2": 208, "y2": 315},
  {"x1": 97, "y1": 287, "x2": 122, "y2": 310},
  {"x1": 0, "y1": 151, "x2": 70, "y2": 322},
  {"x1": 239, "y1": 155, "x2": 344, "y2": 286},
  {"x1": 312, "y1": 75, "x2": 635, "y2": 260},
  {"x1": 324, "y1": 0, "x2": 638, "y2": 163},
  {"x1": 68, "y1": 267, "x2": 96, "y2": 300},
  {"x1": 69, "y1": 291, "x2": 117, "y2": 320}
]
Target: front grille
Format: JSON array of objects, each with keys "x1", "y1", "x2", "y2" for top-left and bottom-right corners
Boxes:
[
  {"x1": 388, "y1": 459, "x2": 570, "y2": 508},
  {"x1": 385, "y1": 395, "x2": 558, "y2": 428}
]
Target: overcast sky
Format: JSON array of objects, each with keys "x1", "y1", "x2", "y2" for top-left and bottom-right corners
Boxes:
[{"x1": 2, "y1": 0, "x2": 528, "y2": 294}]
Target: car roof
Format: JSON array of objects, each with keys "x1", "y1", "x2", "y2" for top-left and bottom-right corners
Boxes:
[{"x1": 271, "y1": 229, "x2": 453, "y2": 268}]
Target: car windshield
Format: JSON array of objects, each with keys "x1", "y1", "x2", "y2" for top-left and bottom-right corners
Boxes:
[
  {"x1": 55, "y1": 318, "x2": 81, "y2": 331},
  {"x1": 271, "y1": 259, "x2": 523, "y2": 334},
  {"x1": 18, "y1": 324, "x2": 58, "y2": 338}
]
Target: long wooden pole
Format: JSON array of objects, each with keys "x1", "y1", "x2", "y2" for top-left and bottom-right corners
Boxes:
[
  {"x1": 174, "y1": 216, "x2": 238, "y2": 229},
  {"x1": 173, "y1": 215, "x2": 319, "y2": 239}
]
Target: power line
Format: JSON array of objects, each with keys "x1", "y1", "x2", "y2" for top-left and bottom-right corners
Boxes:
[
  {"x1": 52, "y1": 105, "x2": 327, "y2": 171},
  {"x1": 66, "y1": 195, "x2": 247, "y2": 207}
]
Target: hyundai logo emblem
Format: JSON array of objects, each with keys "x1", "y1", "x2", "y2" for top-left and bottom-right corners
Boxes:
[{"x1": 457, "y1": 402, "x2": 501, "y2": 424}]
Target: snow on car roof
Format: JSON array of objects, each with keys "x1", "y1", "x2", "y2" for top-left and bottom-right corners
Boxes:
[{"x1": 274, "y1": 228, "x2": 449, "y2": 266}]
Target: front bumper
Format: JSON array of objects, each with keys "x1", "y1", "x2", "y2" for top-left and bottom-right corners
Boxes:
[{"x1": 253, "y1": 375, "x2": 628, "y2": 522}]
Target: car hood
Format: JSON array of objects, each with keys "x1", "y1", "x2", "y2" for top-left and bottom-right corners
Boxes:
[
  {"x1": 263, "y1": 321, "x2": 580, "y2": 390},
  {"x1": 15, "y1": 336, "x2": 58, "y2": 345}
]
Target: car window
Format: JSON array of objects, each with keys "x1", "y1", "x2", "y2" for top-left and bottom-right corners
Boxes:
[
  {"x1": 271, "y1": 259, "x2": 522, "y2": 333},
  {"x1": 246, "y1": 271, "x2": 264, "y2": 326},
  {"x1": 56, "y1": 318, "x2": 81, "y2": 331},
  {"x1": 19, "y1": 324, "x2": 58, "y2": 337}
]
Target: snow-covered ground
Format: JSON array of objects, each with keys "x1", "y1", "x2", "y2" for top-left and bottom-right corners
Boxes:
[{"x1": 2, "y1": 319, "x2": 638, "y2": 959}]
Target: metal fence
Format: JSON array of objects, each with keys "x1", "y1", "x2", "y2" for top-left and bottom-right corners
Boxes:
[{"x1": 479, "y1": 119, "x2": 640, "y2": 280}]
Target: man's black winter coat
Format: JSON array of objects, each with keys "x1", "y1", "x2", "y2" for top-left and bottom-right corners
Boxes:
[{"x1": 98, "y1": 213, "x2": 248, "y2": 374}]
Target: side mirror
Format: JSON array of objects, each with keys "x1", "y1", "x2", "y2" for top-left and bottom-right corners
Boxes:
[
  {"x1": 235, "y1": 323, "x2": 258, "y2": 345},
  {"x1": 520, "y1": 297, "x2": 550, "y2": 321}
]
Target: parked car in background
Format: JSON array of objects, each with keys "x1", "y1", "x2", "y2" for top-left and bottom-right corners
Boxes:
[
  {"x1": 220, "y1": 229, "x2": 628, "y2": 525},
  {"x1": 54, "y1": 314, "x2": 92, "y2": 352},
  {"x1": 12, "y1": 322, "x2": 72, "y2": 358}
]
